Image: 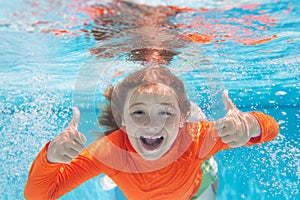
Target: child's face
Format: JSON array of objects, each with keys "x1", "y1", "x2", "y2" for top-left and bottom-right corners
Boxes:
[{"x1": 122, "y1": 84, "x2": 181, "y2": 160}]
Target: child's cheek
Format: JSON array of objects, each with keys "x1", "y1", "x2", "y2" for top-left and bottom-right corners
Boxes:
[{"x1": 124, "y1": 125, "x2": 140, "y2": 137}]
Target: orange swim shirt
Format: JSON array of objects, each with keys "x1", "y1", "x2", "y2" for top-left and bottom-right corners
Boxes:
[{"x1": 24, "y1": 112, "x2": 278, "y2": 200}]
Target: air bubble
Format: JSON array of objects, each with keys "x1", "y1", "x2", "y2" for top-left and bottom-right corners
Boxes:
[{"x1": 275, "y1": 91, "x2": 287, "y2": 96}]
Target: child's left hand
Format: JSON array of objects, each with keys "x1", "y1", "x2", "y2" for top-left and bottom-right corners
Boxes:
[{"x1": 214, "y1": 90, "x2": 261, "y2": 148}]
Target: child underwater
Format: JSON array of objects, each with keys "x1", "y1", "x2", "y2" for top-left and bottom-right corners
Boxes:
[
  {"x1": 99, "y1": 101, "x2": 218, "y2": 200},
  {"x1": 24, "y1": 66, "x2": 278, "y2": 200},
  {"x1": 24, "y1": 1, "x2": 279, "y2": 199}
]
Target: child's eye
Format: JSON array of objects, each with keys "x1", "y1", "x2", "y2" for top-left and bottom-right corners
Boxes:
[
  {"x1": 159, "y1": 111, "x2": 173, "y2": 116},
  {"x1": 131, "y1": 110, "x2": 146, "y2": 116}
]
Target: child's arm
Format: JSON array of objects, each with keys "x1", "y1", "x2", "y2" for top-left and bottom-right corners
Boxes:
[
  {"x1": 198, "y1": 91, "x2": 278, "y2": 159},
  {"x1": 244, "y1": 111, "x2": 279, "y2": 145},
  {"x1": 24, "y1": 108, "x2": 104, "y2": 199},
  {"x1": 24, "y1": 143, "x2": 102, "y2": 200}
]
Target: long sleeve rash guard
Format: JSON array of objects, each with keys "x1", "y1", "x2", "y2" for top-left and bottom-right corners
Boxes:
[{"x1": 24, "y1": 112, "x2": 278, "y2": 200}]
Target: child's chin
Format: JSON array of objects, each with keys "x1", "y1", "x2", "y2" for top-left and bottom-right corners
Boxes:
[{"x1": 139, "y1": 151, "x2": 164, "y2": 161}]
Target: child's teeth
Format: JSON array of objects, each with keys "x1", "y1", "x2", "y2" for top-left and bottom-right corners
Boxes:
[{"x1": 143, "y1": 136, "x2": 160, "y2": 139}]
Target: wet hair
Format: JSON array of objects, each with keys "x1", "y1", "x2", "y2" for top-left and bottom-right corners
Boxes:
[
  {"x1": 128, "y1": 48, "x2": 178, "y2": 66},
  {"x1": 98, "y1": 66, "x2": 190, "y2": 133}
]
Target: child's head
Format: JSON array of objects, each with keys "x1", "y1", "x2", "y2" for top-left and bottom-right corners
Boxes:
[{"x1": 99, "y1": 66, "x2": 190, "y2": 160}]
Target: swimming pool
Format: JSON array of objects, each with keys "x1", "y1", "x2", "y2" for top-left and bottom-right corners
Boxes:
[{"x1": 0, "y1": 0, "x2": 299, "y2": 199}]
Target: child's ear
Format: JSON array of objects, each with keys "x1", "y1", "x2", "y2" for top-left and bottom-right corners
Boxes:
[
  {"x1": 120, "y1": 118, "x2": 126, "y2": 131},
  {"x1": 181, "y1": 111, "x2": 190, "y2": 121},
  {"x1": 121, "y1": 118, "x2": 125, "y2": 127},
  {"x1": 179, "y1": 114, "x2": 189, "y2": 127}
]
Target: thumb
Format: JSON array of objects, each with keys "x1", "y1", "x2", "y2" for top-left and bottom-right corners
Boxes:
[
  {"x1": 69, "y1": 107, "x2": 80, "y2": 129},
  {"x1": 222, "y1": 90, "x2": 237, "y2": 112}
]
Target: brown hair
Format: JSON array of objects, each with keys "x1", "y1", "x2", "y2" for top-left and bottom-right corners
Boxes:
[
  {"x1": 98, "y1": 66, "x2": 190, "y2": 132},
  {"x1": 129, "y1": 48, "x2": 178, "y2": 66}
]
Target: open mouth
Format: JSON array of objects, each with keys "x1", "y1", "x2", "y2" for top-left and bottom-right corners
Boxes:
[{"x1": 140, "y1": 135, "x2": 164, "y2": 151}]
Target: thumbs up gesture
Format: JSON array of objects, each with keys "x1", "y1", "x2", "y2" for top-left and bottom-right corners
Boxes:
[
  {"x1": 215, "y1": 90, "x2": 261, "y2": 148},
  {"x1": 47, "y1": 107, "x2": 87, "y2": 164}
]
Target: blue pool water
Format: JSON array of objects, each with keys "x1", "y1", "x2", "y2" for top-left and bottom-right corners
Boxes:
[{"x1": 0, "y1": 0, "x2": 299, "y2": 199}]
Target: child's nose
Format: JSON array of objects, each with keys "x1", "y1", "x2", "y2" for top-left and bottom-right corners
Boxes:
[{"x1": 144, "y1": 115, "x2": 165, "y2": 132}]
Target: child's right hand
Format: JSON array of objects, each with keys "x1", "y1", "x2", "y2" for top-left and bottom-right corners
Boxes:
[{"x1": 47, "y1": 107, "x2": 87, "y2": 164}]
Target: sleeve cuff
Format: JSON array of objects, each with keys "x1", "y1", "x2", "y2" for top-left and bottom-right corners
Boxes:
[
  {"x1": 246, "y1": 112, "x2": 263, "y2": 145},
  {"x1": 249, "y1": 135, "x2": 262, "y2": 143},
  {"x1": 40, "y1": 142, "x2": 63, "y2": 168}
]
